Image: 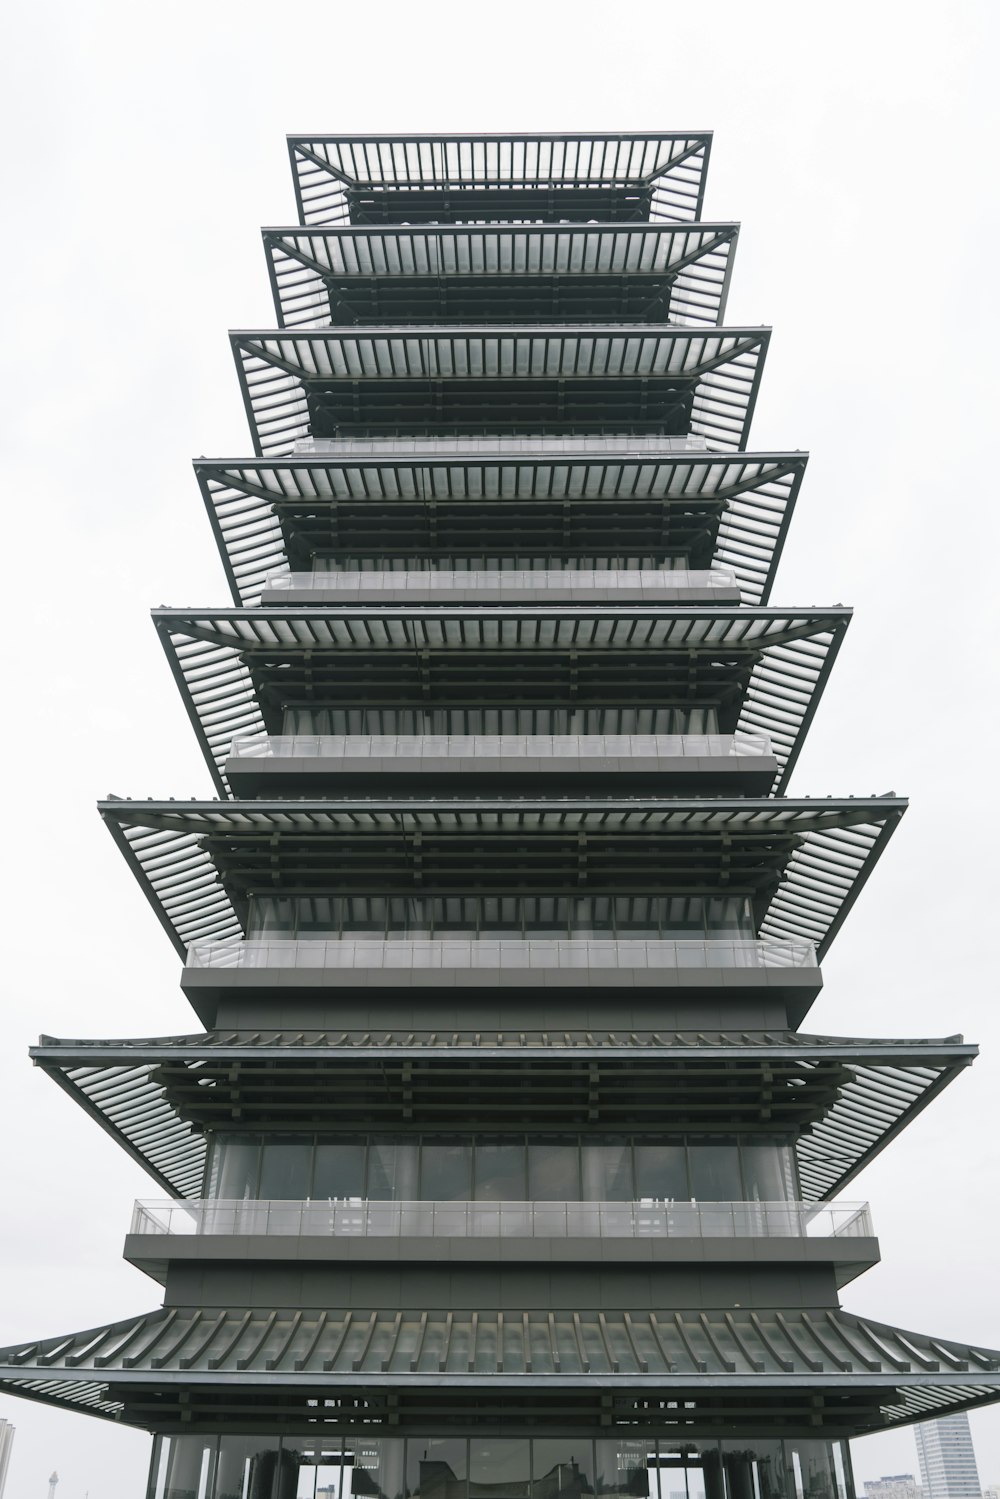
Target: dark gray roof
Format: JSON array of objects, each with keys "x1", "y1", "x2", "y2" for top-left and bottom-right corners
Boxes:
[
  {"x1": 98, "y1": 796, "x2": 905, "y2": 962},
  {"x1": 31, "y1": 1030, "x2": 972, "y2": 1204},
  {"x1": 153, "y1": 605, "x2": 846, "y2": 798},
  {"x1": 2, "y1": 1301, "x2": 997, "y2": 1433},
  {"x1": 231, "y1": 326, "x2": 768, "y2": 457},
  {"x1": 195, "y1": 449, "x2": 805, "y2": 610},
  {"x1": 287, "y1": 134, "x2": 713, "y2": 226},
  {"x1": 264, "y1": 223, "x2": 738, "y2": 329}
]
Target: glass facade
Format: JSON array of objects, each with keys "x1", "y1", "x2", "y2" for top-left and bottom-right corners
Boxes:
[
  {"x1": 284, "y1": 707, "x2": 721, "y2": 735},
  {"x1": 206, "y1": 1133, "x2": 799, "y2": 1203},
  {"x1": 246, "y1": 894, "x2": 754, "y2": 941},
  {"x1": 147, "y1": 1436, "x2": 853, "y2": 1499},
  {"x1": 310, "y1": 555, "x2": 697, "y2": 574}
]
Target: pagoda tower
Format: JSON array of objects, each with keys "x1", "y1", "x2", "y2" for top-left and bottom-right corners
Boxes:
[{"x1": 2, "y1": 131, "x2": 999, "y2": 1499}]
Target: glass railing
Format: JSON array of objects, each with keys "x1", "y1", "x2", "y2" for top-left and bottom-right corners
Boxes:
[
  {"x1": 291, "y1": 435, "x2": 712, "y2": 455},
  {"x1": 261, "y1": 566, "x2": 737, "y2": 595},
  {"x1": 184, "y1": 936, "x2": 818, "y2": 971},
  {"x1": 226, "y1": 732, "x2": 774, "y2": 763},
  {"x1": 130, "y1": 1198, "x2": 873, "y2": 1241}
]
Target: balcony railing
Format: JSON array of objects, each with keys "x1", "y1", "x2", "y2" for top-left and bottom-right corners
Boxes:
[
  {"x1": 291, "y1": 435, "x2": 712, "y2": 455},
  {"x1": 227, "y1": 732, "x2": 774, "y2": 763},
  {"x1": 130, "y1": 1198, "x2": 873, "y2": 1241},
  {"x1": 184, "y1": 936, "x2": 818, "y2": 971},
  {"x1": 261, "y1": 566, "x2": 738, "y2": 597}
]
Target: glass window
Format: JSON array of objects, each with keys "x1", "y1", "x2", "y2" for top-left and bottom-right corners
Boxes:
[
  {"x1": 528, "y1": 1140, "x2": 581, "y2": 1200},
  {"x1": 532, "y1": 1440, "x2": 595, "y2": 1499},
  {"x1": 720, "y1": 1442, "x2": 787, "y2": 1499},
  {"x1": 258, "y1": 1138, "x2": 313, "y2": 1200},
  {"x1": 346, "y1": 1439, "x2": 405, "y2": 1499},
  {"x1": 207, "y1": 1135, "x2": 260, "y2": 1200},
  {"x1": 421, "y1": 1139, "x2": 473, "y2": 1199},
  {"x1": 786, "y1": 1443, "x2": 840, "y2": 1499},
  {"x1": 741, "y1": 1138, "x2": 798, "y2": 1203},
  {"x1": 367, "y1": 1139, "x2": 418, "y2": 1200},
  {"x1": 650, "y1": 1448, "x2": 718, "y2": 1499},
  {"x1": 214, "y1": 1435, "x2": 282, "y2": 1499},
  {"x1": 470, "y1": 1440, "x2": 530, "y2": 1499},
  {"x1": 406, "y1": 1440, "x2": 468, "y2": 1499},
  {"x1": 687, "y1": 1139, "x2": 742, "y2": 1201},
  {"x1": 247, "y1": 896, "x2": 295, "y2": 937},
  {"x1": 287, "y1": 1443, "x2": 344, "y2": 1499},
  {"x1": 151, "y1": 1436, "x2": 217, "y2": 1499},
  {"x1": 313, "y1": 1142, "x2": 366, "y2": 1199},
  {"x1": 595, "y1": 1441, "x2": 655, "y2": 1499},
  {"x1": 474, "y1": 1140, "x2": 526, "y2": 1200},
  {"x1": 633, "y1": 1143, "x2": 688, "y2": 1200},
  {"x1": 581, "y1": 1140, "x2": 632, "y2": 1201}
]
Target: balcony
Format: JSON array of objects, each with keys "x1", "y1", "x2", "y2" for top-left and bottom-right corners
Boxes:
[
  {"x1": 180, "y1": 935, "x2": 822, "y2": 1029},
  {"x1": 259, "y1": 566, "x2": 741, "y2": 605},
  {"x1": 224, "y1": 731, "x2": 778, "y2": 795},
  {"x1": 124, "y1": 1198, "x2": 877, "y2": 1285},
  {"x1": 131, "y1": 1197, "x2": 872, "y2": 1240},
  {"x1": 291, "y1": 434, "x2": 712, "y2": 456}
]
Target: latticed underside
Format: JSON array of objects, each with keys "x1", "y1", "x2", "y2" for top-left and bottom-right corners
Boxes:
[
  {"x1": 231, "y1": 327, "x2": 769, "y2": 456},
  {"x1": 287, "y1": 134, "x2": 713, "y2": 226},
  {"x1": 2, "y1": 1302, "x2": 998, "y2": 1434},
  {"x1": 154, "y1": 605, "x2": 846, "y2": 797},
  {"x1": 264, "y1": 223, "x2": 738, "y2": 329},
  {"x1": 99, "y1": 797, "x2": 904, "y2": 959},
  {"x1": 196, "y1": 451, "x2": 805, "y2": 609},
  {"x1": 31, "y1": 1032, "x2": 974, "y2": 1203}
]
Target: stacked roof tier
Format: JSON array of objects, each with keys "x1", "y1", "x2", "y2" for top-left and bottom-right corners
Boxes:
[{"x1": 3, "y1": 131, "x2": 997, "y2": 1499}]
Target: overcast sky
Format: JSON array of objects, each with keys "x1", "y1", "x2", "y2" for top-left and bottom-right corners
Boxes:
[{"x1": 1, "y1": 2, "x2": 998, "y2": 1495}]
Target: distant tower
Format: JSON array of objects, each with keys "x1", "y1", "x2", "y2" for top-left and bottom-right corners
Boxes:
[
  {"x1": 916, "y1": 1414, "x2": 982, "y2": 1499},
  {"x1": 0, "y1": 1419, "x2": 13, "y2": 1499},
  {"x1": 47, "y1": 1471, "x2": 58, "y2": 1499}
]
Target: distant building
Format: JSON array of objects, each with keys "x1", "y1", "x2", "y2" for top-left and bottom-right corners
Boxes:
[
  {"x1": 915, "y1": 1414, "x2": 981, "y2": 1499},
  {"x1": 0, "y1": 1419, "x2": 12, "y2": 1499},
  {"x1": 863, "y1": 1477, "x2": 924, "y2": 1499}
]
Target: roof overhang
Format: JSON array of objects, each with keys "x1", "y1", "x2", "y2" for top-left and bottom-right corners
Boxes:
[
  {"x1": 287, "y1": 134, "x2": 713, "y2": 226},
  {"x1": 153, "y1": 605, "x2": 847, "y2": 797},
  {"x1": 30, "y1": 1030, "x2": 973, "y2": 1203},
  {"x1": 194, "y1": 450, "x2": 806, "y2": 609},
  {"x1": 230, "y1": 326, "x2": 769, "y2": 457},
  {"x1": 98, "y1": 796, "x2": 905, "y2": 963},
  {"x1": 263, "y1": 222, "x2": 738, "y2": 329},
  {"x1": 2, "y1": 1301, "x2": 998, "y2": 1435}
]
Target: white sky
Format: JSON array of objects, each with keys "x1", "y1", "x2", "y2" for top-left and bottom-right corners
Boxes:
[{"x1": 1, "y1": 1, "x2": 998, "y2": 1495}]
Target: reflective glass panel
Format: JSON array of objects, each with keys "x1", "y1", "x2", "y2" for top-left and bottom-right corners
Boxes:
[
  {"x1": 595, "y1": 1441, "x2": 655, "y2": 1499},
  {"x1": 152, "y1": 1436, "x2": 217, "y2": 1499},
  {"x1": 313, "y1": 1142, "x2": 366, "y2": 1199},
  {"x1": 527, "y1": 1140, "x2": 581, "y2": 1200},
  {"x1": 406, "y1": 1440, "x2": 468, "y2": 1499},
  {"x1": 475, "y1": 1140, "x2": 526, "y2": 1200},
  {"x1": 367, "y1": 1139, "x2": 418, "y2": 1200},
  {"x1": 634, "y1": 1143, "x2": 688, "y2": 1200},
  {"x1": 687, "y1": 1140, "x2": 742, "y2": 1201},
  {"x1": 720, "y1": 1442, "x2": 787, "y2": 1499},
  {"x1": 346, "y1": 1439, "x2": 405, "y2": 1499},
  {"x1": 259, "y1": 1138, "x2": 313, "y2": 1199},
  {"x1": 741, "y1": 1138, "x2": 797, "y2": 1202},
  {"x1": 532, "y1": 1441, "x2": 595, "y2": 1499},
  {"x1": 215, "y1": 1435, "x2": 283, "y2": 1499},
  {"x1": 470, "y1": 1440, "x2": 530, "y2": 1499},
  {"x1": 581, "y1": 1140, "x2": 633, "y2": 1200},
  {"x1": 208, "y1": 1135, "x2": 260, "y2": 1200},
  {"x1": 421, "y1": 1139, "x2": 473, "y2": 1199}
]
